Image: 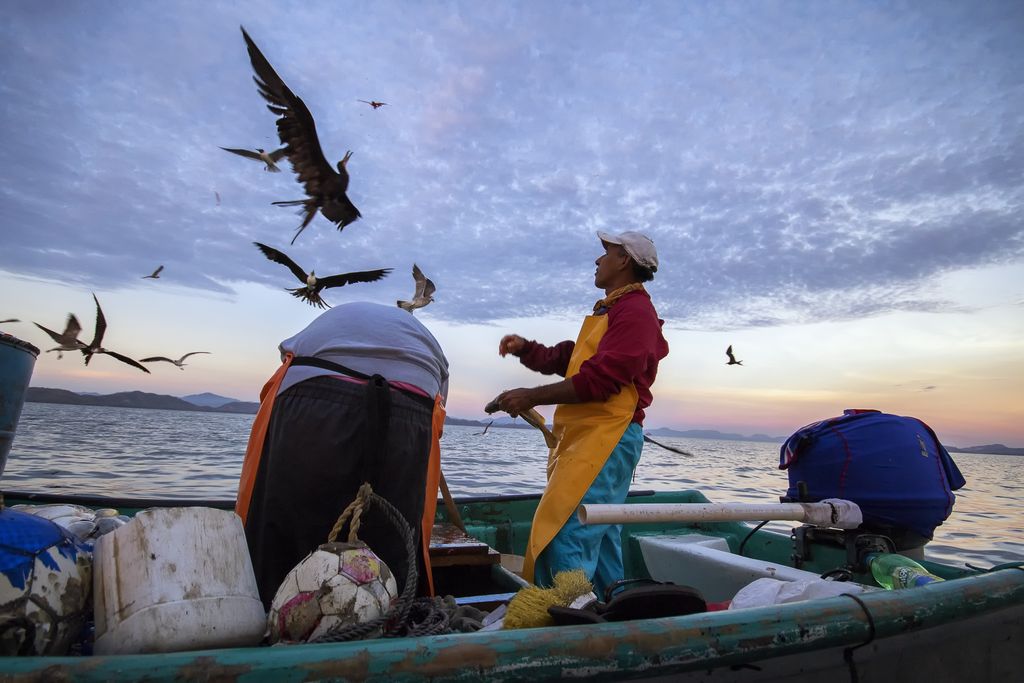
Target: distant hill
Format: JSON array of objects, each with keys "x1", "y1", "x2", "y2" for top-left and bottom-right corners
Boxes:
[
  {"x1": 181, "y1": 392, "x2": 242, "y2": 408},
  {"x1": 947, "y1": 444, "x2": 1024, "y2": 456},
  {"x1": 646, "y1": 427, "x2": 786, "y2": 443},
  {"x1": 26, "y1": 388, "x2": 259, "y2": 415}
]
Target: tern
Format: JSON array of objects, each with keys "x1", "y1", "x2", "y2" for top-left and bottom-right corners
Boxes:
[
  {"x1": 140, "y1": 351, "x2": 211, "y2": 370},
  {"x1": 254, "y1": 242, "x2": 391, "y2": 309},
  {"x1": 726, "y1": 345, "x2": 743, "y2": 366},
  {"x1": 34, "y1": 314, "x2": 85, "y2": 358},
  {"x1": 241, "y1": 27, "x2": 362, "y2": 244},
  {"x1": 220, "y1": 146, "x2": 288, "y2": 172},
  {"x1": 78, "y1": 294, "x2": 150, "y2": 373},
  {"x1": 397, "y1": 264, "x2": 435, "y2": 313},
  {"x1": 142, "y1": 265, "x2": 164, "y2": 279}
]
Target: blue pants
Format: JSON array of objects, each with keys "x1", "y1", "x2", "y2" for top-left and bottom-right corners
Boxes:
[{"x1": 533, "y1": 423, "x2": 643, "y2": 597}]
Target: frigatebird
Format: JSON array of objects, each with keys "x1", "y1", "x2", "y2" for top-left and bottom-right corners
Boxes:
[
  {"x1": 34, "y1": 314, "x2": 84, "y2": 358},
  {"x1": 78, "y1": 294, "x2": 150, "y2": 373},
  {"x1": 397, "y1": 264, "x2": 435, "y2": 313},
  {"x1": 726, "y1": 345, "x2": 743, "y2": 366},
  {"x1": 241, "y1": 27, "x2": 362, "y2": 244},
  {"x1": 357, "y1": 100, "x2": 387, "y2": 109},
  {"x1": 140, "y1": 352, "x2": 211, "y2": 370},
  {"x1": 254, "y1": 242, "x2": 391, "y2": 309},
  {"x1": 219, "y1": 146, "x2": 288, "y2": 172},
  {"x1": 142, "y1": 265, "x2": 164, "y2": 279}
]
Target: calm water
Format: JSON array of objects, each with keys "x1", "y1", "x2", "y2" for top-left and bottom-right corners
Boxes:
[{"x1": 4, "y1": 402, "x2": 1022, "y2": 568}]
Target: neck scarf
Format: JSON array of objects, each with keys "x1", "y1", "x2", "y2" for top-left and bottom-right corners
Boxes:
[{"x1": 593, "y1": 283, "x2": 645, "y2": 314}]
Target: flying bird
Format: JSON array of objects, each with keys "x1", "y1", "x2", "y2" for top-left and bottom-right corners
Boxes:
[
  {"x1": 0, "y1": 318, "x2": 19, "y2": 324},
  {"x1": 78, "y1": 294, "x2": 150, "y2": 373},
  {"x1": 143, "y1": 265, "x2": 164, "y2": 279},
  {"x1": 357, "y1": 100, "x2": 387, "y2": 109},
  {"x1": 241, "y1": 27, "x2": 362, "y2": 244},
  {"x1": 215, "y1": 191, "x2": 221, "y2": 206},
  {"x1": 219, "y1": 146, "x2": 288, "y2": 172},
  {"x1": 140, "y1": 351, "x2": 211, "y2": 370},
  {"x1": 34, "y1": 314, "x2": 84, "y2": 358},
  {"x1": 397, "y1": 264, "x2": 435, "y2": 313},
  {"x1": 725, "y1": 345, "x2": 743, "y2": 366},
  {"x1": 254, "y1": 242, "x2": 391, "y2": 309}
]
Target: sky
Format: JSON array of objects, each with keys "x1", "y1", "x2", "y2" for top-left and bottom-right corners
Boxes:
[{"x1": 1, "y1": 1, "x2": 1022, "y2": 448}]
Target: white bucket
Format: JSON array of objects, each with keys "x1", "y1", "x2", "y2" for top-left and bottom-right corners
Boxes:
[{"x1": 92, "y1": 507, "x2": 266, "y2": 654}]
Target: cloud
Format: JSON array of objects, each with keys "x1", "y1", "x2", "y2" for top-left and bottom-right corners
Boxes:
[{"x1": 1, "y1": 1, "x2": 1022, "y2": 328}]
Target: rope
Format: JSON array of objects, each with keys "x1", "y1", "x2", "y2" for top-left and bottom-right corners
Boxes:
[
  {"x1": 840, "y1": 592, "x2": 877, "y2": 683},
  {"x1": 327, "y1": 482, "x2": 373, "y2": 544}
]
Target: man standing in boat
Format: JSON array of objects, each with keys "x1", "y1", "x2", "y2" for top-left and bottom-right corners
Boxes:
[
  {"x1": 497, "y1": 231, "x2": 668, "y2": 594},
  {"x1": 236, "y1": 301, "x2": 450, "y2": 606}
]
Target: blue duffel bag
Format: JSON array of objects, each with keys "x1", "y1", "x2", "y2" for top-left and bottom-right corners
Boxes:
[{"x1": 779, "y1": 409, "x2": 966, "y2": 544}]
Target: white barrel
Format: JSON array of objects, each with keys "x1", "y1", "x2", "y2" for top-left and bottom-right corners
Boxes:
[{"x1": 92, "y1": 507, "x2": 266, "y2": 654}]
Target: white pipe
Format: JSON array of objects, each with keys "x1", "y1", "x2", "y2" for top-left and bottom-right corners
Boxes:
[{"x1": 577, "y1": 501, "x2": 862, "y2": 529}]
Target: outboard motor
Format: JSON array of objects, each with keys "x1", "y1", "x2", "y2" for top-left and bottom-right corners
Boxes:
[{"x1": 779, "y1": 409, "x2": 966, "y2": 556}]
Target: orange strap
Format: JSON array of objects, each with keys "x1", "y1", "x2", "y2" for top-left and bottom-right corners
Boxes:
[
  {"x1": 235, "y1": 353, "x2": 294, "y2": 523},
  {"x1": 419, "y1": 394, "x2": 446, "y2": 596}
]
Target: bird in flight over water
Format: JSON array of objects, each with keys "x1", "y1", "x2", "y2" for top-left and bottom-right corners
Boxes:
[
  {"x1": 357, "y1": 100, "x2": 387, "y2": 109},
  {"x1": 726, "y1": 345, "x2": 743, "y2": 366},
  {"x1": 140, "y1": 351, "x2": 211, "y2": 370},
  {"x1": 254, "y1": 242, "x2": 391, "y2": 309},
  {"x1": 397, "y1": 264, "x2": 436, "y2": 313},
  {"x1": 241, "y1": 27, "x2": 362, "y2": 244},
  {"x1": 0, "y1": 318, "x2": 19, "y2": 324},
  {"x1": 34, "y1": 314, "x2": 84, "y2": 359},
  {"x1": 143, "y1": 265, "x2": 164, "y2": 279},
  {"x1": 77, "y1": 294, "x2": 150, "y2": 373},
  {"x1": 219, "y1": 146, "x2": 288, "y2": 172}
]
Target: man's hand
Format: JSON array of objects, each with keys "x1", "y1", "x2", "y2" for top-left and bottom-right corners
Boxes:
[
  {"x1": 497, "y1": 388, "x2": 535, "y2": 417},
  {"x1": 498, "y1": 334, "x2": 527, "y2": 357}
]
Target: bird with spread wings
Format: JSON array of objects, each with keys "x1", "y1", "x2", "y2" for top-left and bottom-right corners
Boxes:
[
  {"x1": 397, "y1": 264, "x2": 436, "y2": 313},
  {"x1": 254, "y1": 242, "x2": 391, "y2": 309},
  {"x1": 241, "y1": 27, "x2": 362, "y2": 244},
  {"x1": 39, "y1": 295, "x2": 149, "y2": 372},
  {"x1": 140, "y1": 352, "x2": 211, "y2": 370},
  {"x1": 142, "y1": 265, "x2": 163, "y2": 279},
  {"x1": 34, "y1": 314, "x2": 84, "y2": 358},
  {"x1": 220, "y1": 146, "x2": 288, "y2": 172},
  {"x1": 726, "y1": 345, "x2": 743, "y2": 366}
]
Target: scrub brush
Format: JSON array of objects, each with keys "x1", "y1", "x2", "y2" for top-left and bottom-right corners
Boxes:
[{"x1": 503, "y1": 569, "x2": 595, "y2": 629}]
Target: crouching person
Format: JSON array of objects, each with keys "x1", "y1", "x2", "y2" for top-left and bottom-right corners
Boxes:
[{"x1": 236, "y1": 301, "x2": 449, "y2": 607}]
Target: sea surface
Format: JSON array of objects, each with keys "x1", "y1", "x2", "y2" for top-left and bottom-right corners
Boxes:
[{"x1": 4, "y1": 402, "x2": 1022, "y2": 568}]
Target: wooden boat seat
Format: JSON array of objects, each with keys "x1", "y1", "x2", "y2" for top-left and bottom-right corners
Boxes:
[{"x1": 429, "y1": 522, "x2": 500, "y2": 568}]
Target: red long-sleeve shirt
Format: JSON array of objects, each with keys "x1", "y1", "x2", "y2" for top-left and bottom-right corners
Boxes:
[{"x1": 515, "y1": 289, "x2": 668, "y2": 426}]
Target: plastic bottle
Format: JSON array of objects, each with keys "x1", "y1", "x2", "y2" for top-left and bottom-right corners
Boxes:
[{"x1": 866, "y1": 552, "x2": 945, "y2": 589}]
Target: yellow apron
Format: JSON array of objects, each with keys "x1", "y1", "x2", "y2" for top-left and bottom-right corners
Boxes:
[{"x1": 522, "y1": 314, "x2": 639, "y2": 583}]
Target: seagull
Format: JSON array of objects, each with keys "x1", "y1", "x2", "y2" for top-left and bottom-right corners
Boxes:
[
  {"x1": 726, "y1": 345, "x2": 743, "y2": 366},
  {"x1": 357, "y1": 100, "x2": 387, "y2": 109},
  {"x1": 139, "y1": 351, "x2": 211, "y2": 370},
  {"x1": 34, "y1": 314, "x2": 84, "y2": 358},
  {"x1": 143, "y1": 265, "x2": 164, "y2": 279},
  {"x1": 78, "y1": 294, "x2": 150, "y2": 373},
  {"x1": 241, "y1": 27, "x2": 362, "y2": 244},
  {"x1": 254, "y1": 242, "x2": 391, "y2": 309},
  {"x1": 397, "y1": 264, "x2": 435, "y2": 313},
  {"x1": 219, "y1": 146, "x2": 288, "y2": 172}
]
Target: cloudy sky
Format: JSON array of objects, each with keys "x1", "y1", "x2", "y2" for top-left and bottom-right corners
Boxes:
[{"x1": 2, "y1": 1, "x2": 1022, "y2": 447}]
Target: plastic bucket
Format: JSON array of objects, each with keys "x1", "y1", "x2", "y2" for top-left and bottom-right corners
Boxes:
[
  {"x1": 92, "y1": 507, "x2": 266, "y2": 654},
  {"x1": 0, "y1": 332, "x2": 40, "y2": 478}
]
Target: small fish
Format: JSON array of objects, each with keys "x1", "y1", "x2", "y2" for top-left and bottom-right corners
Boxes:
[
  {"x1": 643, "y1": 434, "x2": 693, "y2": 457},
  {"x1": 485, "y1": 396, "x2": 558, "y2": 449}
]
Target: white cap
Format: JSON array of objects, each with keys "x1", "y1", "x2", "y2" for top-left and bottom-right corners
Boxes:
[{"x1": 597, "y1": 231, "x2": 658, "y2": 272}]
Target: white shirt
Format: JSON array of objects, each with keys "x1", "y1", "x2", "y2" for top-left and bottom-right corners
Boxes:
[{"x1": 277, "y1": 302, "x2": 449, "y2": 400}]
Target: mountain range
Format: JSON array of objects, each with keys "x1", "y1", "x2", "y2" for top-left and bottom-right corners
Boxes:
[{"x1": 22, "y1": 388, "x2": 1022, "y2": 454}]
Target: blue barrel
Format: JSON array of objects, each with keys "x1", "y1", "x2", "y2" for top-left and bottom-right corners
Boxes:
[{"x1": 0, "y1": 332, "x2": 39, "y2": 478}]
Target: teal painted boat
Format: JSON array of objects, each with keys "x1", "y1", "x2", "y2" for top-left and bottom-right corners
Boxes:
[{"x1": 2, "y1": 488, "x2": 1022, "y2": 682}]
